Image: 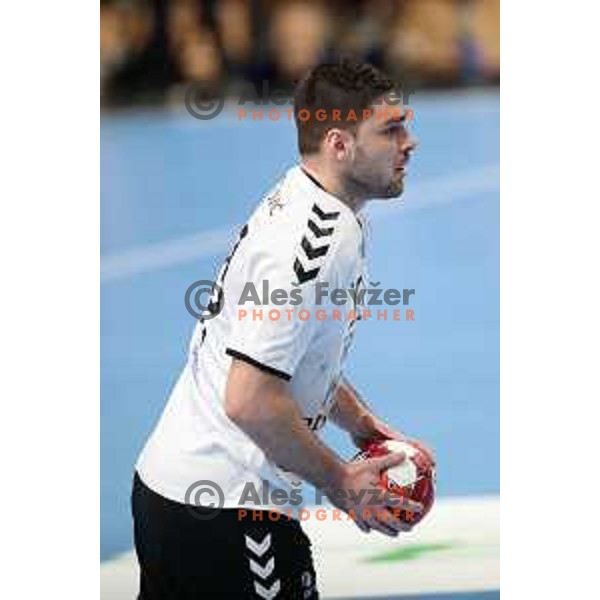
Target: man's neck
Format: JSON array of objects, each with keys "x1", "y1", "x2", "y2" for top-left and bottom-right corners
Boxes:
[{"x1": 300, "y1": 159, "x2": 366, "y2": 213}]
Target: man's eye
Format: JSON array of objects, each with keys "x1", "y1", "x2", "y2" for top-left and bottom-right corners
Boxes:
[{"x1": 384, "y1": 125, "x2": 407, "y2": 137}]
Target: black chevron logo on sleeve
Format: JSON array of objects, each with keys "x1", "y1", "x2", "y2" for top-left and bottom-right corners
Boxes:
[
  {"x1": 307, "y1": 219, "x2": 334, "y2": 238},
  {"x1": 301, "y1": 236, "x2": 329, "y2": 259},
  {"x1": 312, "y1": 204, "x2": 340, "y2": 221},
  {"x1": 294, "y1": 257, "x2": 320, "y2": 284}
]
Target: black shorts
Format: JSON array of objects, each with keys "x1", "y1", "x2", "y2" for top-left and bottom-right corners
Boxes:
[{"x1": 131, "y1": 472, "x2": 319, "y2": 599}]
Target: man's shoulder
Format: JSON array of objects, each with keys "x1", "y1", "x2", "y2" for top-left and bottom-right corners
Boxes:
[{"x1": 251, "y1": 167, "x2": 361, "y2": 247}]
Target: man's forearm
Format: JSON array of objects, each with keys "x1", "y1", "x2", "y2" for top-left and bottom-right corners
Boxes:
[
  {"x1": 238, "y1": 388, "x2": 346, "y2": 491},
  {"x1": 329, "y1": 377, "x2": 373, "y2": 435},
  {"x1": 226, "y1": 360, "x2": 346, "y2": 492},
  {"x1": 330, "y1": 377, "x2": 404, "y2": 447}
]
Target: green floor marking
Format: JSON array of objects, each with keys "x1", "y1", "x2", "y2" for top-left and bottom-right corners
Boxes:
[{"x1": 364, "y1": 542, "x2": 457, "y2": 563}]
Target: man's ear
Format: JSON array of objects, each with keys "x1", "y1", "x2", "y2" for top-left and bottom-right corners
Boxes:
[{"x1": 324, "y1": 128, "x2": 354, "y2": 161}]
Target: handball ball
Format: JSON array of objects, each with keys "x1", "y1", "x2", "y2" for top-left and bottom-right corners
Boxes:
[{"x1": 357, "y1": 439, "x2": 436, "y2": 525}]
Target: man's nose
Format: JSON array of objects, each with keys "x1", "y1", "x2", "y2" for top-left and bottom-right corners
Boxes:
[
  {"x1": 398, "y1": 135, "x2": 417, "y2": 158},
  {"x1": 404, "y1": 134, "x2": 418, "y2": 152}
]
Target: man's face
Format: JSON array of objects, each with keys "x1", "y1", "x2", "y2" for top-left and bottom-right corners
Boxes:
[{"x1": 344, "y1": 97, "x2": 417, "y2": 200}]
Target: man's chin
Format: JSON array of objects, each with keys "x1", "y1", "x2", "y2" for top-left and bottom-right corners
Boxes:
[{"x1": 385, "y1": 179, "x2": 404, "y2": 198}]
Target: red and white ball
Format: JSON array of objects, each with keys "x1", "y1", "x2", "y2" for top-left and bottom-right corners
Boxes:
[{"x1": 357, "y1": 439, "x2": 436, "y2": 525}]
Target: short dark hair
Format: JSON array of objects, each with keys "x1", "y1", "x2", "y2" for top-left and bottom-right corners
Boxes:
[{"x1": 293, "y1": 59, "x2": 397, "y2": 155}]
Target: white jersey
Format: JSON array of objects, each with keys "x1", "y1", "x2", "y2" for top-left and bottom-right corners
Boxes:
[{"x1": 136, "y1": 165, "x2": 367, "y2": 514}]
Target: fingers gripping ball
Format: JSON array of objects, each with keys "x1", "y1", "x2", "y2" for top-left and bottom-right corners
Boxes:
[{"x1": 357, "y1": 439, "x2": 436, "y2": 525}]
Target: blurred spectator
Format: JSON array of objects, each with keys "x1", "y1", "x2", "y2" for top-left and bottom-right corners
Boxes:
[
  {"x1": 101, "y1": 2, "x2": 155, "y2": 97},
  {"x1": 267, "y1": 1, "x2": 331, "y2": 89},
  {"x1": 176, "y1": 29, "x2": 223, "y2": 83},
  {"x1": 100, "y1": 0, "x2": 500, "y2": 107},
  {"x1": 102, "y1": 0, "x2": 171, "y2": 106},
  {"x1": 167, "y1": 0, "x2": 203, "y2": 51},
  {"x1": 385, "y1": 0, "x2": 462, "y2": 87},
  {"x1": 470, "y1": 0, "x2": 500, "y2": 82},
  {"x1": 214, "y1": 0, "x2": 254, "y2": 84},
  {"x1": 332, "y1": 0, "x2": 399, "y2": 67}
]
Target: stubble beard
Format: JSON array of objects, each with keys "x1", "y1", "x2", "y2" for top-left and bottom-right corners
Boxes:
[{"x1": 344, "y1": 163, "x2": 405, "y2": 201}]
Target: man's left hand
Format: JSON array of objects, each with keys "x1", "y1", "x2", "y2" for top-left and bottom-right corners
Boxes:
[
  {"x1": 351, "y1": 413, "x2": 405, "y2": 449},
  {"x1": 351, "y1": 414, "x2": 436, "y2": 467}
]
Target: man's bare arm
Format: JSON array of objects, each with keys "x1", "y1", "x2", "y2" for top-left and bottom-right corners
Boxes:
[
  {"x1": 331, "y1": 377, "x2": 437, "y2": 467},
  {"x1": 225, "y1": 358, "x2": 346, "y2": 491},
  {"x1": 329, "y1": 377, "x2": 405, "y2": 446},
  {"x1": 224, "y1": 359, "x2": 419, "y2": 535},
  {"x1": 329, "y1": 377, "x2": 371, "y2": 432}
]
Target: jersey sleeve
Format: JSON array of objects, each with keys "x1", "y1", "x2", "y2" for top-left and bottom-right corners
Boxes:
[{"x1": 225, "y1": 223, "x2": 357, "y2": 380}]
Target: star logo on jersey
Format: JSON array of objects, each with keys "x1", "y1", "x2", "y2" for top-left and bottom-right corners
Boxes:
[{"x1": 267, "y1": 190, "x2": 284, "y2": 216}]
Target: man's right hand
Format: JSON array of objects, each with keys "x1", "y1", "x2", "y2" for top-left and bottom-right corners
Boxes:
[
  {"x1": 225, "y1": 361, "x2": 422, "y2": 536},
  {"x1": 324, "y1": 452, "x2": 424, "y2": 537}
]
